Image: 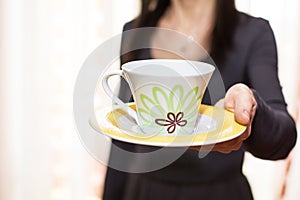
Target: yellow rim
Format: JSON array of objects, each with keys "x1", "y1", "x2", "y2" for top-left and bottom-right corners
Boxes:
[{"x1": 91, "y1": 103, "x2": 246, "y2": 146}]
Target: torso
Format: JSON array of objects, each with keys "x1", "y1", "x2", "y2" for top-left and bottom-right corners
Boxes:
[{"x1": 120, "y1": 12, "x2": 266, "y2": 184}]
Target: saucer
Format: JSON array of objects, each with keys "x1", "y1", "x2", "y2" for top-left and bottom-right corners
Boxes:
[{"x1": 90, "y1": 103, "x2": 246, "y2": 147}]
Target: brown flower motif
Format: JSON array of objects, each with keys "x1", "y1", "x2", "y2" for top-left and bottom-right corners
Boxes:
[{"x1": 155, "y1": 112, "x2": 187, "y2": 134}]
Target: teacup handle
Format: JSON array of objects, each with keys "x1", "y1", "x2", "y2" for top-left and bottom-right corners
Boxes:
[{"x1": 102, "y1": 70, "x2": 138, "y2": 122}]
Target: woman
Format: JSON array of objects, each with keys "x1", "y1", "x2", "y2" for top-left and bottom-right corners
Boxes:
[{"x1": 103, "y1": 0, "x2": 297, "y2": 199}]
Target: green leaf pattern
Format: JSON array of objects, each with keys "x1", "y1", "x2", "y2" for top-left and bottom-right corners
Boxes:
[{"x1": 137, "y1": 85, "x2": 202, "y2": 134}]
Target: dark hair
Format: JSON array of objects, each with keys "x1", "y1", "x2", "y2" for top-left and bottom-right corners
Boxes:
[{"x1": 122, "y1": 0, "x2": 238, "y2": 65}]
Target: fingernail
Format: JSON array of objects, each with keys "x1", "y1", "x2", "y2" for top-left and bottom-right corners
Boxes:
[
  {"x1": 243, "y1": 110, "x2": 250, "y2": 121},
  {"x1": 226, "y1": 101, "x2": 234, "y2": 108}
]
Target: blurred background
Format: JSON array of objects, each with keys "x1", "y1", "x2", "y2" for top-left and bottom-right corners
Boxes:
[{"x1": 0, "y1": 0, "x2": 299, "y2": 199}]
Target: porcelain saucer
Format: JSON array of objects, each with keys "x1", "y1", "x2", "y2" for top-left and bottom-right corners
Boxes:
[{"x1": 89, "y1": 103, "x2": 246, "y2": 147}]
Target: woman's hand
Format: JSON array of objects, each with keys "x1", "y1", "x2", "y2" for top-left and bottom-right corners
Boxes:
[{"x1": 190, "y1": 83, "x2": 257, "y2": 153}]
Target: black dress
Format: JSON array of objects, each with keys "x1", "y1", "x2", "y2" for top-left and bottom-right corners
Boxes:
[{"x1": 103, "y1": 12, "x2": 297, "y2": 200}]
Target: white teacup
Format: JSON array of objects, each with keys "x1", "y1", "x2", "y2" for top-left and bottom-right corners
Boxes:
[{"x1": 102, "y1": 59, "x2": 215, "y2": 135}]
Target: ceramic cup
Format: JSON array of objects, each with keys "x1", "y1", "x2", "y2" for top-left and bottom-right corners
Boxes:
[{"x1": 102, "y1": 59, "x2": 215, "y2": 135}]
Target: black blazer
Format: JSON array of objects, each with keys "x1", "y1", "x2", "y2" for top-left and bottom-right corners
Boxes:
[{"x1": 103, "y1": 12, "x2": 297, "y2": 200}]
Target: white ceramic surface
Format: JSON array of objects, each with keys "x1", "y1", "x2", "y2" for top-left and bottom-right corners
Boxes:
[{"x1": 102, "y1": 59, "x2": 215, "y2": 135}]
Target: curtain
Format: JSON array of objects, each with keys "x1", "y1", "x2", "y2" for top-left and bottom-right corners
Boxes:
[{"x1": 0, "y1": 0, "x2": 139, "y2": 200}]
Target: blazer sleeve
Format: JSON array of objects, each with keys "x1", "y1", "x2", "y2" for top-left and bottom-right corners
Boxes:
[
  {"x1": 243, "y1": 20, "x2": 297, "y2": 160},
  {"x1": 102, "y1": 22, "x2": 136, "y2": 200}
]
